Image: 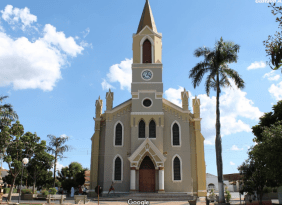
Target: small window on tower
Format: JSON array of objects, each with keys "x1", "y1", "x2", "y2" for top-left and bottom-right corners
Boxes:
[
  {"x1": 143, "y1": 39, "x2": 152, "y2": 63},
  {"x1": 143, "y1": 99, "x2": 152, "y2": 107}
]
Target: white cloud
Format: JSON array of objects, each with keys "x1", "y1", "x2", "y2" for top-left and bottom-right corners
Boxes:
[
  {"x1": 101, "y1": 79, "x2": 115, "y2": 90},
  {"x1": 268, "y1": 81, "x2": 282, "y2": 101},
  {"x1": 104, "y1": 58, "x2": 132, "y2": 91},
  {"x1": 230, "y1": 145, "x2": 243, "y2": 151},
  {"x1": 0, "y1": 5, "x2": 85, "y2": 92},
  {"x1": 1, "y1": 5, "x2": 37, "y2": 30},
  {"x1": 43, "y1": 24, "x2": 83, "y2": 57},
  {"x1": 82, "y1": 27, "x2": 90, "y2": 38},
  {"x1": 51, "y1": 161, "x2": 65, "y2": 173},
  {"x1": 164, "y1": 86, "x2": 184, "y2": 107},
  {"x1": 247, "y1": 61, "x2": 266, "y2": 70},
  {"x1": 263, "y1": 70, "x2": 281, "y2": 81},
  {"x1": 230, "y1": 161, "x2": 235, "y2": 166},
  {"x1": 164, "y1": 79, "x2": 263, "y2": 145}
]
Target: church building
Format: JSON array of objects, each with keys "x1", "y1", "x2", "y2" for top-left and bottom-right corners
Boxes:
[{"x1": 90, "y1": 0, "x2": 207, "y2": 197}]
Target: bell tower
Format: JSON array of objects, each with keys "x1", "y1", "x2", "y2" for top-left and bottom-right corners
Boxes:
[
  {"x1": 131, "y1": 0, "x2": 163, "y2": 113},
  {"x1": 130, "y1": 0, "x2": 164, "y2": 154}
]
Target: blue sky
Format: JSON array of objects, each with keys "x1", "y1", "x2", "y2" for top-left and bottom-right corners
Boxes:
[{"x1": 0, "y1": 0, "x2": 281, "y2": 177}]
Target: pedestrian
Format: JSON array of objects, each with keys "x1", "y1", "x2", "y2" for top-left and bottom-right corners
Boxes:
[{"x1": 78, "y1": 186, "x2": 83, "y2": 195}]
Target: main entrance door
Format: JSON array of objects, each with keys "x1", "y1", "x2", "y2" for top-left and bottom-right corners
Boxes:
[{"x1": 139, "y1": 156, "x2": 155, "y2": 192}]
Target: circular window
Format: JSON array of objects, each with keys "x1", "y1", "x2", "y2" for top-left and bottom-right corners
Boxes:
[{"x1": 143, "y1": 99, "x2": 152, "y2": 107}]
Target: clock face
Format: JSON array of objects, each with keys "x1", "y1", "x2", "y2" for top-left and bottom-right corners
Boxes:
[{"x1": 142, "y1": 70, "x2": 152, "y2": 80}]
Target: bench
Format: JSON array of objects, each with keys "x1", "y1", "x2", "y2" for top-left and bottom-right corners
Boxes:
[
  {"x1": 46, "y1": 194, "x2": 66, "y2": 204},
  {"x1": 74, "y1": 195, "x2": 89, "y2": 204}
]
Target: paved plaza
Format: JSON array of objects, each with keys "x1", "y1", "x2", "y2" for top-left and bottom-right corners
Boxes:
[{"x1": 0, "y1": 193, "x2": 279, "y2": 205}]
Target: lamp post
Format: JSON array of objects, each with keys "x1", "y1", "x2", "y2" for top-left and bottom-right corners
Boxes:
[{"x1": 18, "y1": 158, "x2": 29, "y2": 204}]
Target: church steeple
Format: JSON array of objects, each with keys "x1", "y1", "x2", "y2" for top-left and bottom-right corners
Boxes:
[{"x1": 137, "y1": 0, "x2": 157, "y2": 34}]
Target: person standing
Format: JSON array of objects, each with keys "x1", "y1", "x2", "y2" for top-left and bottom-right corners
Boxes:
[{"x1": 78, "y1": 186, "x2": 82, "y2": 195}]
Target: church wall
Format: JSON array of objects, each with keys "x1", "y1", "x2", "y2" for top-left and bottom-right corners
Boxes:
[
  {"x1": 131, "y1": 84, "x2": 163, "y2": 93},
  {"x1": 98, "y1": 120, "x2": 106, "y2": 187},
  {"x1": 102, "y1": 112, "x2": 131, "y2": 193},
  {"x1": 163, "y1": 111, "x2": 193, "y2": 193},
  {"x1": 154, "y1": 35, "x2": 162, "y2": 63},
  {"x1": 189, "y1": 122, "x2": 198, "y2": 194},
  {"x1": 132, "y1": 93, "x2": 162, "y2": 113},
  {"x1": 130, "y1": 115, "x2": 164, "y2": 155},
  {"x1": 132, "y1": 67, "x2": 162, "y2": 82}
]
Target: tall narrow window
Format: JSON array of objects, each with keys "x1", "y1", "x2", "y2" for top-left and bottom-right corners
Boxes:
[
  {"x1": 115, "y1": 123, "x2": 122, "y2": 146},
  {"x1": 143, "y1": 39, "x2": 152, "y2": 63},
  {"x1": 114, "y1": 157, "x2": 122, "y2": 181},
  {"x1": 139, "y1": 120, "x2": 145, "y2": 138},
  {"x1": 173, "y1": 123, "x2": 180, "y2": 145},
  {"x1": 173, "y1": 157, "x2": 181, "y2": 181},
  {"x1": 149, "y1": 120, "x2": 156, "y2": 138}
]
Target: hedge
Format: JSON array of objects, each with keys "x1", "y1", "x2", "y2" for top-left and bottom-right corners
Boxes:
[{"x1": 3, "y1": 188, "x2": 18, "y2": 194}]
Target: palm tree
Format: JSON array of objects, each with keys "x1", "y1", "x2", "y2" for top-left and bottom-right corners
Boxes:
[
  {"x1": 47, "y1": 134, "x2": 71, "y2": 187},
  {"x1": 0, "y1": 95, "x2": 18, "y2": 130},
  {"x1": 189, "y1": 37, "x2": 245, "y2": 203}
]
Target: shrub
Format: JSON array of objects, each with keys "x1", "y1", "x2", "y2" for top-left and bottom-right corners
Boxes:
[
  {"x1": 209, "y1": 189, "x2": 215, "y2": 198},
  {"x1": 225, "y1": 190, "x2": 231, "y2": 203},
  {"x1": 273, "y1": 187, "x2": 277, "y2": 193},
  {"x1": 49, "y1": 188, "x2": 57, "y2": 195},
  {"x1": 41, "y1": 189, "x2": 49, "y2": 196},
  {"x1": 3, "y1": 188, "x2": 17, "y2": 194},
  {"x1": 21, "y1": 189, "x2": 33, "y2": 194},
  {"x1": 263, "y1": 186, "x2": 272, "y2": 193}
]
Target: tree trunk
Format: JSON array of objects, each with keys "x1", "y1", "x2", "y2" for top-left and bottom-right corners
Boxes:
[
  {"x1": 215, "y1": 72, "x2": 225, "y2": 204},
  {"x1": 7, "y1": 176, "x2": 16, "y2": 202},
  {"x1": 259, "y1": 190, "x2": 263, "y2": 205},
  {"x1": 32, "y1": 171, "x2": 36, "y2": 194},
  {"x1": 53, "y1": 153, "x2": 57, "y2": 188}
]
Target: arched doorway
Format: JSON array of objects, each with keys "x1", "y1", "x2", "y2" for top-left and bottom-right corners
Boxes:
[{"x1": 139, "y1": 156, "x2": 155, "y2": 192}]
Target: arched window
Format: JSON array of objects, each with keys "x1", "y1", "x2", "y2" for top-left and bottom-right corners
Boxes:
[
  {"x1": 114, "y1": 156, "x2": 122, "y2": 181},
  {"x1": 149, "y1": 120, "x2": 156, "y2": 138},
  {"x1": 143, "y1": 39, "x2": 151, "y2": 63},
  {"x1": 172, "y1": 123, "x2": 180, "y2": 146},
  {"x1": 173, "y1": 156, "x2": 181, "y2": 181},
  {"x1": 115, "y1": 123, "x2": 122, "y2": 146},
  {"x1": 208, "y1": 183, "x2": 215, "y2": 191},
  {"x1": 139, "y1": 120, "x2": 145, "y2": 138}
]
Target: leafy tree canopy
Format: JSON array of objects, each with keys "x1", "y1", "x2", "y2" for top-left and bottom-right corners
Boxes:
[{"x1": 252, "y1": 100, "x2": 282, "y2": 142}]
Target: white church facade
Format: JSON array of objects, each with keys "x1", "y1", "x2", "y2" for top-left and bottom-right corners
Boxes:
[{"x1": 89, "y1": 0, "x2": 207, "y2": 197}]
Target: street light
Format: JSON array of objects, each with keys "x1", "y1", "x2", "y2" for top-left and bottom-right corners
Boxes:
[{"x1": 18, "y1": 158, "x2": 29, "y2": 204}]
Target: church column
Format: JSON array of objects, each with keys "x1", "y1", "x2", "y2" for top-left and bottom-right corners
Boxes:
[
  {"x1": 158, "y1": 167, "x2": 165, "y2": 193},
  {"x1": 130, "y1": 167, "x2": 136, "y2": 192},
  {"x1": 89, "y1": 97, "x2": 103, "y2": 197}
]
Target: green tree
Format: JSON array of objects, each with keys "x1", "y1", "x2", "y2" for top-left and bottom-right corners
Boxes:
[
  {"x1": 0, "y1": 95, "x2": 18, "y2": 130},
  {"x1": 189, "y1": 37, "x2": 244, "y2": 203},
  {"x1": 0, "y1": 122, "x2": 37, "y2": 201},
  {"x1": 251, "y1": 120, "x2": 282, "y2": 188},
  {"x1": 252, "y1": 100, "x2": 282, "y2": 143},
  {"x1": 46, "y1": 135, "x2": 71, "y2": 187},
  {"x1": 25, "y1": 140, "x2": 55, "y2": 193},
  {"x1": 57, "y1": 162, "x2": 87, "y2": 192},
  {"x1": 238, "y1": 147, "x2": 271, "y2": 205},
  {"x1": 263, "y1": 3, "x2": 282, "y2": 72}
]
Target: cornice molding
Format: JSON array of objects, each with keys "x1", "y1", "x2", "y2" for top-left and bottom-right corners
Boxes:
[{"x1": 131, "y1": 112, "x2": 164, "y2": 115}]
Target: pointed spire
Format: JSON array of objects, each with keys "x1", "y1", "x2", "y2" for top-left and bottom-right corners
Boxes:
[{"x1": 137, "y1": 0, "x2": 157, "y2": 34}]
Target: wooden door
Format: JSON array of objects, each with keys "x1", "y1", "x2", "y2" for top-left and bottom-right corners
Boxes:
[{"x1": 139, "y1": 156, "x2": 155, "y2": 192}]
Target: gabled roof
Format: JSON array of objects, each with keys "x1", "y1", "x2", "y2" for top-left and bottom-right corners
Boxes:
[{"x1": 137, "y1": 0, "x2": 158, "y2": 34}]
